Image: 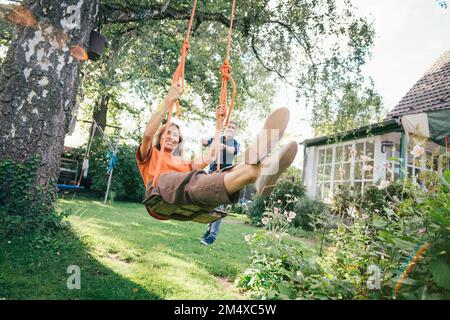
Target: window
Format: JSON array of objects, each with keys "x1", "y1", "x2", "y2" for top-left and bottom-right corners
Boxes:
[
  {"x1": 333, "y1": 144, "x2": 352, "y2": 193},
  {"x1": 315, "y1": 139, "x2": 375, "y2": 200},
  {"x1": 354, "y1": 140, "x2": 374, "y2": 196},
  {"x1": 317, "y1": 148, "x2": 333, "y2": 199},
  {"x1": 386, "y1": 143, "x2": 401, "y2": 181},
  {"x1": 405, "y1": 141, "x2": 448, "y2": 184}
]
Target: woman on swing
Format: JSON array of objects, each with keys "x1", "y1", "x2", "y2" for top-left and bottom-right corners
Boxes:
[{"x1": 136, "y1": 82, "x2": 298, "y2": 220}]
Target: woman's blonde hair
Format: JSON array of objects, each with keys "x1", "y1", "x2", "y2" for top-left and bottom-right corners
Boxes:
[{"x1": 152, "y1": 122, "x2": 184, "y2": 156}]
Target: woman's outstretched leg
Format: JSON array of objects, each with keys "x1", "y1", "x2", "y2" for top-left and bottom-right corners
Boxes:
[
  {"x1": 223, "y1": 163, "x2": 260, "y2": 194},
  {"x1": 223, "y1": 141, "x2": 298, "y2": 195},
  {"x1": 223, "y1": 107, "x2": 295, "y2": 195}
]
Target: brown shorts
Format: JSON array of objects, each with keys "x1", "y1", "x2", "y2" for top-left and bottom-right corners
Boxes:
[{"x1": 147, "y1": 166, "x2": 241, "y2": 208}]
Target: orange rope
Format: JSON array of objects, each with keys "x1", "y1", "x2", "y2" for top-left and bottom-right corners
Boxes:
[
  {"x1": 221, "y1": 0, "x2": 237, "y2": 126},
  {"x1": 393, "y1": 242, "x2": 430, "y2": 299},
  {"x1": 153, "y1": 0, "x2": 198, "y2": 187},
  {"x1": 216, "y1": 0, "x2": 237, "y2": 171}
]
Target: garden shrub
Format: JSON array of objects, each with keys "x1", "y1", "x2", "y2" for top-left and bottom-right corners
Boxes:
[
  {"x1": 231, "y1": 201, "x2": 250, "y2": 215},
  {"x1": 331, "y1": 179, "x2": 417, "y2": 220},
  {"x1": 246, "y1": 195, "x2": 267, "y2": 226},
  {"x1": 293, "y1": 197, "x2": 328, "y2": 230},
  {"x1": 269, "y1": 178, "x2": 305, "y2": 212},
  {"x1": 237, "y1": 171, "x2": 450, "y2": 300},
  {"x1": 237, "y1": 202, "x2": 354, "y2": 299},
  {"x1": 246, "y1": 178, "x2": 305, "y2": 226},
  {"x1": 0, "y1": 156, "x2": 71, "y2": 238},
  {"x1": 66, "y1": 141, "x2": 145, "y2": 202}
]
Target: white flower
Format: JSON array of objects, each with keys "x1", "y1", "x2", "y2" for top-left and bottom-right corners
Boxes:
[
  {"x1": 377, "y1": 180, "x2": 390, "y2": 190},
  {"x1": 261, "y1": 217, "x2": 270, "y2": 225},
  {"x1": 347, "y1": 206, "x2": 357, "y2": 218},
  {"x1": 360, "y1": 155, "x2": 372, "y2": 162},
  {"x1": 363, "y1": 164, "x2": 373, "y2": 172},
  {"x1": 323, "y1": 196, "x2": 333, "y2": 205},
  {"x1": 273, "y1": 207, "x2": 280, "y2": 215},
  {"x1": 410, "y1": 145, "x2": 425, "y2": 158},
  {"x1": 287, "y1": 218, "x2": 292, "y2": 223},
  {"x1": 244, "y1": 234, "x2": 252, "y2": 243},
  {"x1": 288, "y1": 211, "x2": 296, "y2": 219}
]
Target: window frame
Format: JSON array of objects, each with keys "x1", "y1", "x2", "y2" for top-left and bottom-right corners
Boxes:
[{"x1": 315, "y1": 137, "x2": 376, "y2": 200}]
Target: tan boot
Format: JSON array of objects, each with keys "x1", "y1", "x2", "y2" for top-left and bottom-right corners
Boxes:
[
  {"x1": 255, "y1": 141, "x2": 298, "y2": 196},
  {"x1": 243, "y1": 107, "x2": 290, "y2": 164}
]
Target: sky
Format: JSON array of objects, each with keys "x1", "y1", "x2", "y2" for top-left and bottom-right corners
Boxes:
[
  {"x1": 271, "y1": 0, "x2": 450, "y2": 168},
  {"x1": 65, "y1": 0, "x2": 450, "y2": 169}
]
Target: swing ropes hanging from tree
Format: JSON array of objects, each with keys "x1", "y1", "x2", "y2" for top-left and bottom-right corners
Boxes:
[{"x1": 143, "y1": 0, "x2": 238, "y2": 223}]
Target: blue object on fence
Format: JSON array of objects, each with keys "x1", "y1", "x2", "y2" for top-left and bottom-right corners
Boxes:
[{"x1": 107, "y1": 151, "x2": 118, "y2": 174}]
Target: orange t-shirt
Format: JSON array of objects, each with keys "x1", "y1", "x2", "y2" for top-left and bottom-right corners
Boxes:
[{"x1": 136, "y1": 146, "x2": 194, "y2": 187}]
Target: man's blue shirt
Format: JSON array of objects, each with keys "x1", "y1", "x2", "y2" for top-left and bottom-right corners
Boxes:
[{"x1": 205, "y1": 136, "x2": 240, "y2": 173}]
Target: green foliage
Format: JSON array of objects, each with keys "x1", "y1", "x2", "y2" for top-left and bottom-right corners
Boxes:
[
  {"x1": 68, "y1": 141, "x2": 145, "y2": 202},
  {"x1": 231, "y1": 201, "x2": 249, "y2": 215},
  {"x1": 246, "y1": 195, "x2": 267, "y2": 226},
  {"x1": 374, "y1": 180, "x2": 450, "y2": 300},
  {"x1": 237, "y1": 205, "x2": 353, "y2": 299},
  {"x1": 293, "y1": 197, "x2": 328, "y2": 231},
  {"x1": 281, "y1": 166, "x2": 302, "y2": 181},
  {"x1": 237, "y1": 245, "x2": 354, "y2": 300},
  {"x1": 77, "y1": 0, "x2": 376, "y2": 136},
  {"x1": 246, "y1": 178, "x2": 305, "y2": 227},
  {"x1": 0, "y1": 156, "x2": 71, "y2": 238},
  {"x1": 238, "y1": 172, "x2": 450, "y2": 299},
  {"x1": 331, "y1": 180, "x2": 415, "y2": 219},
  {"x1": 313, "y1": 80, "x2": 386, "y2": 136},
  {"x1": 269, "y1": 179, "x2": 306, "y2": 212}
]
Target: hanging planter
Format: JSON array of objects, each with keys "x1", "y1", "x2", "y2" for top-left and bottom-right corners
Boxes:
[{"x1": 87, "y1": 30, "x2": 106, "y2": 61}]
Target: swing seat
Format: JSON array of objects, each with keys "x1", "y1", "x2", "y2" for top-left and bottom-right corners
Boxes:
[
  {"x1": 142, "y1": 192, "x2": 228, "y2": 224},
  {"x1": 57, "y1": 184, "x2": 85, "y2": 190}
]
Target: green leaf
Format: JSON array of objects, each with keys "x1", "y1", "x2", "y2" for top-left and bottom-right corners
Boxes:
[
  {"x1": 278, "y1": 283, "x2": 295, "y2": 299},
  {"x1": 392, "y1": 238, "x2": 416, "y2": 251},
  {"x1": 429, "y1": 258, "x2": 450, "y2": 290},
  {"x1": 372, "y1": 216, "x2": 387, "y2": 228},
  {"x1": 384, "y1": 208, "x2": 397, "y2": 218},
  {"x1": 430, "y1": 208, "x2": 450, "y2": 227}
]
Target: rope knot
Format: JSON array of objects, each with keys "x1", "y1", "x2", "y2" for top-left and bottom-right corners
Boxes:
[
  {"x1": 221, "y1": 60, "x2": 232, "y2": 77},
  {"x1": 182, "y1": 39, "x2": 190, "y2": 53}
]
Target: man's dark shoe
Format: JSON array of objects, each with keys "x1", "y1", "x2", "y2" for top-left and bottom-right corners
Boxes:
[
  {"x1": 201, "y1": 236, "x2": 215, "y2": 246},
  {"x1": 201, "y1": 230, "x2": 210, "y2": 240}
]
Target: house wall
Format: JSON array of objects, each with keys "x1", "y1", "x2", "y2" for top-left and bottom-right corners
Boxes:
[
  {"x1": 303, "y1": 146, "x2": 317, "y2": 198},
  {"x1": 303, "y1": 133, "x2": 403, "y2": 200}
]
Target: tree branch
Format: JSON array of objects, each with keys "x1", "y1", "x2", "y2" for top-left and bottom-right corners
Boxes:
[
  {"x1": 101, "y1": 2, "x2": 234, "y2": 29},
  {"x1": 250, "y1": 35, "x2": 301, "y2": 89},
  {"x1": 266, "y1": 19, "x2": 317, "y2": 77}
]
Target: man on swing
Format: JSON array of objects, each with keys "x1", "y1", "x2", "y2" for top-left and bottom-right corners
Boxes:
[{"x1": 136, "y1": 82, "x2": 298, "y2": 221}]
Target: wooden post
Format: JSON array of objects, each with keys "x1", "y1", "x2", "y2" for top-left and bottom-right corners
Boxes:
[{"x1": 104, "y1": 166, "x2": 113, "y2": 205}]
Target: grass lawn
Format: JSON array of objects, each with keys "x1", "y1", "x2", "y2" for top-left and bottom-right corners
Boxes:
[{"x1": 0, "y1": 197, "x2": 316, "y2": 300}]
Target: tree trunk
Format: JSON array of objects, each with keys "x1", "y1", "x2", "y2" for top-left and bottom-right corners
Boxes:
[
  {"x1": 0, "y1": 1, "x2": 99, "y2": 204},
  {"x1": 92, "y1": 93, "x2": 110, "y2": 137}
]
